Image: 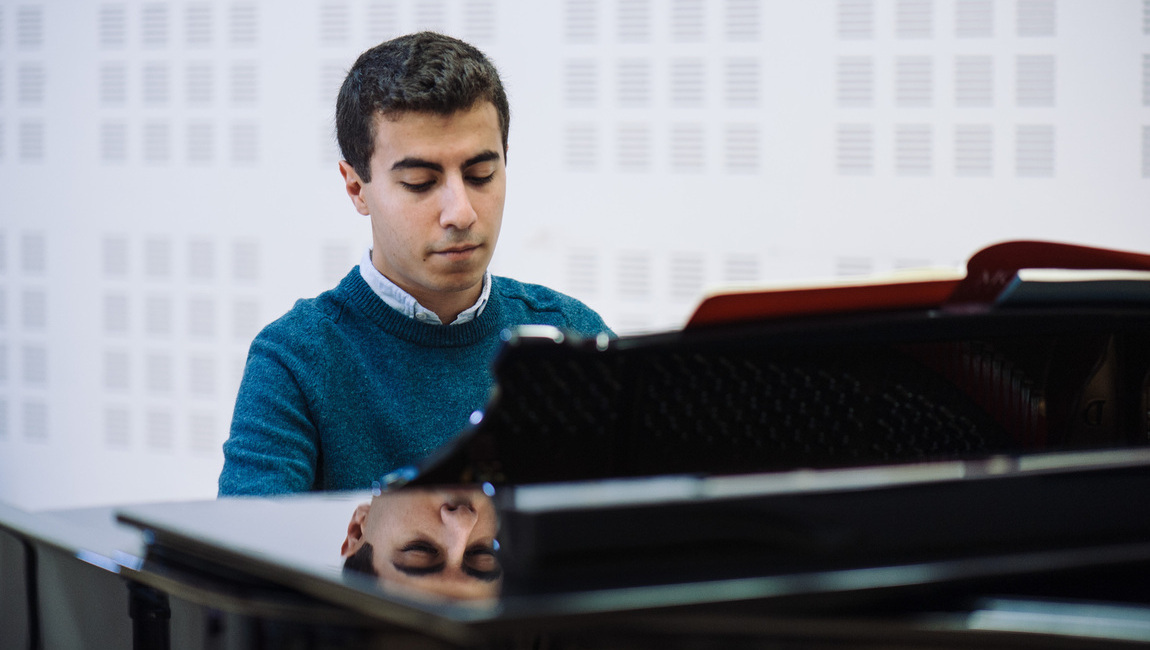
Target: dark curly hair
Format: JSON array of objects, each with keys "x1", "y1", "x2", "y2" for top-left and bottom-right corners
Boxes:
[
  {"x1": 343, "y1": 542, "x2": 378, "y2": 577},
  {"x1": 336, "y1": 31, "x2": 510, "y2": 183}
]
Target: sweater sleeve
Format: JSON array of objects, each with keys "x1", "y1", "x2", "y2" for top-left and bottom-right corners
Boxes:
[{"x1": 218, "y1": 327, "x2": 322, "y2": 496}]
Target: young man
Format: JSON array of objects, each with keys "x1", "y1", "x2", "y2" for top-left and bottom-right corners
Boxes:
[
  {"x1": 218, "y1": 33, "x2": 611, "y2": 495},
  {"x1": 341, "y1": 486, "x2": 501, "y2": 601}
]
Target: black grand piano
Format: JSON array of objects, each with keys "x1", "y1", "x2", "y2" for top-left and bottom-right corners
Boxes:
[{"x1": 5, "y1": 241, "x2": 1150, "y2": 649}]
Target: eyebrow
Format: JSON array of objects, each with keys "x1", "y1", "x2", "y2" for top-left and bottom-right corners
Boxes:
[
  {"x1": 392, "y1": 561, "x2": 444, "y2": 577},
  {"x1": 390, "y1": 150, "x2": 502, "y2": 174},
  {"x1": 463, "y1": 564, "x2": 503, "y2": 583},
  {"x1": 390, "y1": 562, "x2": 503, "y2": 583}
]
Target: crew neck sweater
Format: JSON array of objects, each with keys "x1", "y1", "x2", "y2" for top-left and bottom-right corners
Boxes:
[{"x1": 218, "y1": 268, "x2": 610, "y2": 496}]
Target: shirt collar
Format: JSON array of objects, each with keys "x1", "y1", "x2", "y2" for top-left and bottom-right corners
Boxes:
[{"x1": 358, "y1": 248, "x2": 490, "y2": 326}]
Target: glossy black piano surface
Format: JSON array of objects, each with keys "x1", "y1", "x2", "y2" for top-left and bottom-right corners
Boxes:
[{"x1": 10, "y1": 241, "x2": 1150, "y2": 648}]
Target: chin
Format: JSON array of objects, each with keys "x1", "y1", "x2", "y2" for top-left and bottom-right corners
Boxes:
[{"x1": 432, "y1": 273, "x2": 485, "y2": 294}]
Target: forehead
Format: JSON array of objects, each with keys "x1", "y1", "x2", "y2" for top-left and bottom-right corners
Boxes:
[{"x1": 370, "y1": 103, "x2": 503, "y2": 166}]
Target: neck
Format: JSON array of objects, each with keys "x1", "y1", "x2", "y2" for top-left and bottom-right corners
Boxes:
[{"x1": 417, "y1": 286, "x2": 481, "y2": 325}]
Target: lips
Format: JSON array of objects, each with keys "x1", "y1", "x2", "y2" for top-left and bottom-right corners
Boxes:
[{"x1": 432, "y1": 243, "x2": 482, "y2": 259}]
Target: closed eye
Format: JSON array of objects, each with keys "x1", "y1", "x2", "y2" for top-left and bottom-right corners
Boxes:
[
  {"x1": 400, "y1": 180, "x2": 436, "y2": 193},
  {"x1": 400, "y1": 541, "x2": 440, "y2": 556}
]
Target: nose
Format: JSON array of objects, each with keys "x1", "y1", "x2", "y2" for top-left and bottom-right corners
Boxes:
[
  {"x1": 440, "y1": 502, "x2": 479, "y2": 559},
  {"x1": 441, "y1": 502, "x2": 478, "y2": 532},
  {"x1": 439, "y1": 176, "x2": 478, "y2": 230}
]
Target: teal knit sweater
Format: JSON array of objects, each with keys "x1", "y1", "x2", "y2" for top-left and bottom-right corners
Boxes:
[{"x1": 218, "y1": 268, "x2": 611, "y2": 495}]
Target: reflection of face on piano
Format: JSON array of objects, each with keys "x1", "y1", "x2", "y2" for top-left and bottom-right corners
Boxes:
[{"x1": 341, "y1": 487, "x2": 502, "y2": 601}]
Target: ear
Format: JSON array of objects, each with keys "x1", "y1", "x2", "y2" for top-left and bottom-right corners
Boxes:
[
  {"x1": 338, "y1": 161, "x2": 372, "y2": 216},
  {"x1": 341, "y1": 502, "x2": 372, "y2": 557}
]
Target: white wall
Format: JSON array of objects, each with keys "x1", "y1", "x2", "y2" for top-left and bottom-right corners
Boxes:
[{"x1": 0, "y1": 0, "x2": 1148, "y2": 510}]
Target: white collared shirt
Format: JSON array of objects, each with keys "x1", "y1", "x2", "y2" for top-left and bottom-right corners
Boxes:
[{"x1": 358, "y1": 248, "x2": 491, "y2": 325}]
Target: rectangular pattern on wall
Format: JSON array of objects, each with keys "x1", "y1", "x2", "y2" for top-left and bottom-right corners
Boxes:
[
  {"x1": 566, "y1": 250, "x2": 599, "y2": 296},
  {"x1": 23, "y1": 402, "x2": 46, "y2": 441},
  {"x1": 99, "y1": 5, "x2": 126, "y2": 48},
  {"x1": 837, "y1": 124, "x2": 873, "y2": 175},
  {"x1": 1142, "y1": 125, "x2": 1150, "y2": 177},
  {"x1": 96, "y1": 233, "x2": 261, "y2": 455},
  {"x1": 896, "y1": 56, "x2": 933, "y2": 107},
  {"x1": 414, "y1": 0, "x2": 448, "y2": 33},
  {"x1": 833, "y1": 1, "x2": 1066, "y2": 180},
  {"x1": 19, "y1": 121, "x2": 43, "y2": 162},
  {"x1": 672, "y1": 0, "x2": 704, "y2": 42},
  {"x1": 100, "y1": 63, "x2": 127, "y2": 105},
  {"x1": 723, "y1": 253, "x2": 759, "y2": 283},
  {"x1": 618, "y1": 251, "x2": 652, "y2": 300},
  {"x1": 896, "y1": 0, "x2": 933, "y2": 39},
  {"x1": 670, "y1": 59, "x2": 705, "y2": 107},
  {"x1": 100, "y1": 122, "x2": 128, "y2": 162},
  {"x1": 185, "y1": 4, "x2": 212, "y2": 46},
  {"x1": 955, "y1": 0, "x2": 994, "y2": 37},
  {"x1": 17, "y1": 5, "x2": 42, "y2": 48},
  {"x1": 367, "y1": 2, "x2": 400, "y2": 42},
  {"x1": 838, "y1": 57, "x2": 873, "y2": 107},
  {"x1": 955, "y1": 56, "x2": 993, "y2": 107},
  {"x1": 1017, "y1": 0, "x2": 1056, "y2": 37},
  {"x1": 670, "y1": 253, "x2": 705, "y2": 300},
  {"x1": 231, "y1": 4, "x2": 259, "y2": 45},
  {"x1": 955, "y1": 124, "x2": 993, "y2": 176},
  {"x1": 21, "y1": 346, "x2": 46, "y2": 386},
  {"x1": 1016, "y1": 55, "x2": 1056, "y2": 107},
  {"x1": 836, "y1": 256, "x2": 874, "y2": 277},
  {"x1": 896, "y1": 124, "x2": 933, "y2": 176},
  {"x1": 463, "y1": 0, "x2": 497, "y2": 43},
  {"x1": 104, "y1": 407, "x2": 130, "y2": 447},
  {"x1": 21, "y1": 289, "x2": 45, "y2": 330},
  {"x1": 319, "y1": 3, "x2": 351, "y2": 46},
  {"x1": 565, "y1": 60, "x2": 597, "y2": 107},
  {"x1": 186, "y1": 122, "x2": 214, "y2": 163},
  {"x1": 145, "y1": 297, "x2": 172, "y2": 336},
  {"x1": 18, "y1": 63, "x2": 44, "y2": 104},
  {"x1": 565, "y1": 0, "x2": 597, "y2": 42},
  {"x1": 839, "y1": 0, "x2": 874, "y2": 39},
  {"x1": 90, "y1": 4, "x2": 264, "y2": 166},
  {"x1": 617, "y1": 59, "x2": 651, "y2": 107},
  {"x1": 724, "y1": 123, "x2": 758, "y2": 172},
  {"x1": 617, "y1": 123, "x2": 651, "y2": 172},
  {"x1": 725, "y1": 0, "x2": 760, "y2": 41},
  {"x1": 564, "y1": 123, "x2": 597, "y2": 171},
  {"x1": 1015, "y1": 124, "x2": 1055, "y2": 177},
  {"x1": 1143, "y1": 55, "x2": 1150, "y2": 107},
  {"x1": 618, "y1": 0, "x2": 651, "y2": 43},
  {"x1": 141, "y1": 3, "x2": 169, "y2": 47},
  {"x1": 671, "y1": 123, "x2": 704, "y2": 172},
  {"x1": 725, "y1": 58, "x2": 759, "y2": 108}
]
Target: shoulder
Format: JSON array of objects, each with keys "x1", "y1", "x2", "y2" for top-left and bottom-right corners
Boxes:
[
  {"x1": 253, "y1": 270, "x2": 358, "y2": 346},
  {"x1": 492, "y1": 275, "x2": 590, "y2": 314},
  {"x1": 491, "y1": 276, "x2": 613, "y2": 337}
]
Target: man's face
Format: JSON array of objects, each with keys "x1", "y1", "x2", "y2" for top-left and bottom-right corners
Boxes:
[
  {"x1": 340, "y1": 102, "x2": 506, "y2": 320},
  {"x1": 342, "y1": 488, "x2": 502, "y2": 601}
]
